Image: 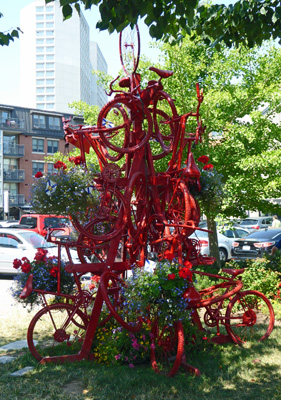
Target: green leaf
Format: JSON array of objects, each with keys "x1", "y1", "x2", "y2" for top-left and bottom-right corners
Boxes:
[{"x1": 62, "y1": 4, "x2": 73, "y2": 19}]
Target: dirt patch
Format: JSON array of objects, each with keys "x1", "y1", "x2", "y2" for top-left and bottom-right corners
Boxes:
[{"x1": 62, "y1": 380, "x2": 84, "y2": 398}]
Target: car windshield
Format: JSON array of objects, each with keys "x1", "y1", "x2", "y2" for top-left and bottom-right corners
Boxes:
[
  {"x1": 19, "y1": 232, "x2": 56, "y2": 248},
  {"x1": 44, "y1": 217, "x2": 70, "y2": 228},
  {"x1": 240, "y1": 219, "x2": 258, "y2": 226}
]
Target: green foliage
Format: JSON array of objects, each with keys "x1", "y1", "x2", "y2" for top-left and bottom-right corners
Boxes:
[
  {"x1": 226, "y1": 257, "x2": 281, "y2": 299},
  {"x1": 122, "y1": 259, "x2": 193, "y2": 326}
]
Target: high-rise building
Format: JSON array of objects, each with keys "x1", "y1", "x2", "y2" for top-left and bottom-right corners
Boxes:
[{"x1": 20, "y1": 0, "x2": 108, "y2": 113}]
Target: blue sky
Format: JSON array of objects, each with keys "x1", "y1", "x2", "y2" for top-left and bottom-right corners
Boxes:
[{"x1": 0, "y1": 0, "x2": 161, "y2": 106}]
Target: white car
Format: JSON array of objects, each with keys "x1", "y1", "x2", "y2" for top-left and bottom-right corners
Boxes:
[
  {"x1": 0, "y1": 228, "x2": 80, "y2": 274},
  {"x1": 190, "y1": 227, "x2": 249, "y2": 262}
]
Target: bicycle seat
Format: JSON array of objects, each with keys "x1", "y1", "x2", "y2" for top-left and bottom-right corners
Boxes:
[
  {"x1": 222, "y1": 268, "x2": 245, "y2": 277},
  {"x1": 119, "y1": 77, "x2": 130, "y2": 88},
  {"x1": 149, "y1": 66, "x2": 173, "y2": 79}
]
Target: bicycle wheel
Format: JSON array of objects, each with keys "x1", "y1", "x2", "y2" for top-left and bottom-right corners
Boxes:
[
  {"x1": 97, "y1": 98, "x2": 153, "y2": 154},
  {"x1": 152, "y1": 91, "x2": 179, "y2": 155},
  {"x1": 97, "y1": 102, "x2": 130, "y2": 161},
  {"x1": 150, "y1": 320, "x2": 185, "y2": 377},
  {"x1": 100, "y1": 271, "x2": 142, "y2": 332},
  {"x1": 119, "y1": 24, "x2": 140, "y2": 75},
  {"x1": 72, "y1": 187, "x2": 126, "y2": 242},
  {"x1": 225, "y1": 290, "x2": 275, "y2": 344},
  {"x1": 126, "y1": 172, "x2": 147, "y2": 237},
  {"x1": 27, "y1": 303, "x2": 88, "y2": 361}
]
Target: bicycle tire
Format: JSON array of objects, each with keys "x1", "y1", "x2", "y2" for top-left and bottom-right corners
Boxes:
[
  {"x1": 97, "y1": 97, "x2": 153, "y2": 154},
  {"x1": 72, "y1": 187, "x2": 126, "y2": 242},
  {"x1": 119, "y1": 24, "x2": 140, "y2": 75},
  {"x1": 150, "y1": 320, "x2": 185, "y2": 377},
  {"x1": 100, "y1": 271, "x2": 142, "y2": 332},
  {"x1": 225, "y1": 290, "x2": 275, "y2": 344},
  {"x1": 27, "y1": 303, "x2": 88, "y2": 361}
]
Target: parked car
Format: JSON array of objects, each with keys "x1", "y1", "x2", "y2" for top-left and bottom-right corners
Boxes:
[
  {"x1": 0, "y1": 220, "x2": 20, "y2": 227},
  {"x1": 231, "y1": 228, "x2": 281, "y2": 260},
  {"x1": 0, "y1": 228, "x2": 80, "y2": 275},
  {"x1": 239, "y1": 216, "x2": 273, "y2": 232},
  {"x1": 18, "y1": 214, "x2": 73, "y2": 239},
  {"x1": 190, "y1": 227, "x2": 250, "y2": 262}
]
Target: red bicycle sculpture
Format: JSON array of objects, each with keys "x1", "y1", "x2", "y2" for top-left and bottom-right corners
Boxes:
[{"x1": 20, "y1": 24, "x2": 274, "y2": 376}]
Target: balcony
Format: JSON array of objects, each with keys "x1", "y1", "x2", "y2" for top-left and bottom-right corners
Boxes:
[
  {"x1": 3, "y1": 144, "x2": 25, "y2": 157},
  {"x1": 9, "y1": 194, "x2": 25, "y2": 207},
  {"x1": 0, "y1": 117, "x2": 24, "y2": 131},
  {"x1": 3, "y1": 169, "x2": 25, "y2": 182}
]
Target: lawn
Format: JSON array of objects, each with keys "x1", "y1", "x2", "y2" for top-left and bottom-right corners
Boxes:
[{"x1": 0, "y1": 305, "x2": 280, "y2": 400}]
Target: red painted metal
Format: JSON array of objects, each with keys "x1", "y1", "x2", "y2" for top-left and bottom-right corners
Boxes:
[{"x1": 21, "y1": 24, "x2": 275, "y2": 377}]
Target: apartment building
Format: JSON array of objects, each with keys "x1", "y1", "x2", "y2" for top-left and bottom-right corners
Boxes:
[
  {"x1": 0, "y1": 104, "x2": 74, "y2": 220},
  {"x1": 20, "y1": 0, "x2": 108, "y2": 113}
]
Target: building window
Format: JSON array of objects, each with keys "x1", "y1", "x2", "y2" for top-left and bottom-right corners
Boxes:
[
  {"x1": 46, "y1": 14, "x2": 54, "y2": 20},
  {"x1": 46, "y1": 86, "x2": 54, "y2": 93},
  {"x1": 36, "y1": 6, "x2": 44, "y2": 12},
  {"x1": 46, "y1": 30, "x2": 54, "y2": 37},
  {"x1": 46, "y1": 38, "x2": 54, "y2": 44},
  {"x1": 49, "y1": 117, "x2": 60, "y2": 130},
  {"x1": 36, "y1": 55, "x2": 44, "y2": 61},
  {"x1": 36, "y1": 71, "x2": 44, "y2": 77},
  {"x1": 36, "y1": 22, "x2": 44, "y2": 28},
  {"x1": 47, "y1": 163, "x2": 56, "y2": 174},
  {"x1": 46, "y1": 71, "x2": 54, "y2": 77},
  {"x1": 36, "y1": 14, "x2": 44, "y2": 21},
  {"x1": 46, "y1": 22, "x2": 54, "y2": 28},
  {"x1": 47, "y1": 140, "x2": 59, "y2": 153},
  {"x1": 36, "y1": 87, "x2": 45, "y2": 93},
  {"x1": 32, "y1": 138, "x2": 44, "y2": 153},
  {"x1": 36, "y1": 39, "x2": 44, "y2": 45},
  {"x1": 32, "y1": 162, "x2": 45, "y2": 176},
  {"x1": 33, "y1": 114, "x2": 46, "y2": 129},
  {"x1": 46, "y1": 103, "x2": 55, "y2": 110},
  {"x1": 36, "y1": 95, "x2": 45, "y2": 101},
  {"x1": 36, "y1": 31, "x2": 44, "y2": 37},
  {"x1": 46, "y1": 54, "x2": 54, "y2": 61},
  {"x1": 36, "y1": 79, "x2": 45, "y2": 85},
  {"x1": 36, "y1": 47, "x2": 44, "y2": 53},
  {"x1": 46, "y1": 63, "x2": 54, "y2": 69},
  {"x1": 46, "y1": 79, "x2": 54, "y2": 85},
  {"x1": 46, "y1": 46, "x2": 54, "y2": 53},
  {"x1": 46, "y1": 95, "x2": 54, "y2": 101},
  {"x1": 37, "y1": 104, "x2": 45, "y2": 110},
  {"x1": 36, "y1": 63, "x2": 45, "y2": 69}
]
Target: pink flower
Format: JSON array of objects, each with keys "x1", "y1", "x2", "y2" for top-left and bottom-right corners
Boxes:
[
  {"x1": 203, "y1": 164, "x2": 214, "y2": 171},
  {"x1": 128, "y1": 364, "x2": 135, "y2": 368},
  {"x1": 168, "y1": 273, "x2": 176, "y2": 280},
  {"x1": 35, "y1": 171, "x2": 43, "y2": 178},
  {"x1": 197, "y1": 155, "x2": 209, "y2": 164}
]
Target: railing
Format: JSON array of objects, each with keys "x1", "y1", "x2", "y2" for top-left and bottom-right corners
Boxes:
[
  {"x1": 9, "y1": 194, "x2": 25, "y2": 207},
  {"x1": 3, "y1": 144, "x2": 25, "y2": 157},
  {"x1": 0, "y1": 117, "x2": 25, "y2": 130},
  {"x1": 3, "y1": 169, "x2": 25, "y2": 182}
]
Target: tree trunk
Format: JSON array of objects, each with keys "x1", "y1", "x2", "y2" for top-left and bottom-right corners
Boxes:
[{"x1": 207, "y1": 216, "x2": 221, "y2": 269}]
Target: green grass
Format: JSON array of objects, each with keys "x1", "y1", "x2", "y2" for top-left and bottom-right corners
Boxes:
[{"x1": 0, "y1": 305, "x2": 281, "y2": 400}]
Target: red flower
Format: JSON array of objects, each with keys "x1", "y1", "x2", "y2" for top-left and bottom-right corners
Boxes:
[
  {"x1": 178, "y1": 267, "x2": 192, "y2": 281},
  {"x1": 21, "y1": 262, "x2": 31, "y2": 273},
  {"x1": 35, "y1": 171, "x2": 43, "y2": 178},
  {"x1": 34, "y1": 248, "x2": 48, "y2": 262},
  {"x1": 13, "y1": 259, "x2": 22, "y2": 269},
  {"x1": 197, "y1": 155, "x2": 209, "y2": 164},
  {"x1": 168, "y1": 273, "x2": 176, "y2": 280},
  {"x1": 73, "y1": 156, "x2": 84, "y2": 165},
  {"x1": 50, "y1": 266, "x2": 59, "y2": 277},
  {"x1": 202, "y1": 164, "x2": 214, "y2": 171},
  {"x1": 21, "y1": 257, "x2": 30, "y2": 263},
  {"x1": 183, "y1": 260, "x2": 192, "y2": 269},
  {"x1": 54, "y1": 161, "x2": 65, "y2": 169}
]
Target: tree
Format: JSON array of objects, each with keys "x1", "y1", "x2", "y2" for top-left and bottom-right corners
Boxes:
[
  {"x1": 42, "y1": 0, "x2": 281, "y2": 49},
  {"x1": 0, "y1": 13, "x2": 22, "y2": 46},
  {"x1": 154, "y1": 36, "x2": 281, "y2": 263}
]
